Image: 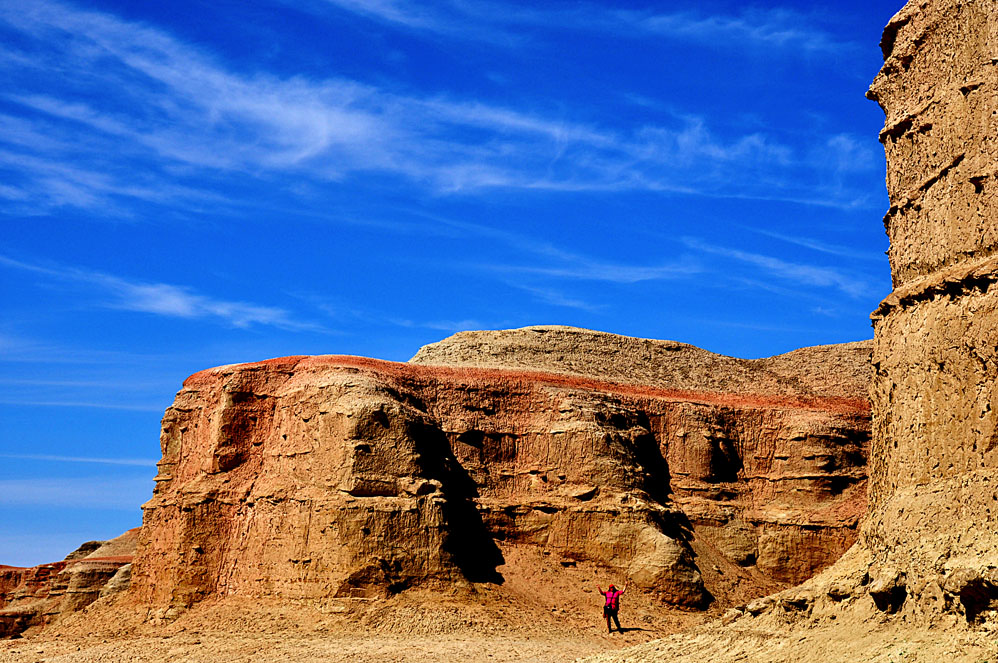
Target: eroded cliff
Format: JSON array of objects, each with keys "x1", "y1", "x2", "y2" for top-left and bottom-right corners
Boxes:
[
  {"x1": 0, "y1": 530, "x2": 136, "y2": 637},
  {"x1": 412, "y1": 327, "x2": 870, "y2": 587},
  {"x1": 127, "y1": 329, "x2": 870, "y2": 620},
  {"x1": 587, "y1": 3, "x2": 998, "y2": 656}
]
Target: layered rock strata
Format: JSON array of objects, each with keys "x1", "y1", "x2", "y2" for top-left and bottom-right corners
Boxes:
[
  {"x1": 0, "y1": 530, "x2": 136, "y2": 637},
  {"x1": 130, "y1": 330, "x2": 870, "y2": 616},
  {"x1": 412, "y1": 328, "x2": 871, "y2": 587},
  {"x1": 863, "y1": 0, "x2": 998, "y2": 625},
  {"x1": 409, "y1": 327, "x2": 871, "y2": 400}
]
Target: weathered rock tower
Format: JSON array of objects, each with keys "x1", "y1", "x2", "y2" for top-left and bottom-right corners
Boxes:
[{"x1": 865, "y1": 0, "x2": 998, "y2": 622}]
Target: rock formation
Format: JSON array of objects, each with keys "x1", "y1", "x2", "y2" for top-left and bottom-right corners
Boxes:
[
  {"x1": 412, "y1": 327, "x2": 871, "y2": 587},
  {"x1": 863, "y1": 0, "x2": 998, "y2": 625},
  {"x1": 0, "y1": 530, "x2": 136, "y2": 637},
  {"x1": 127, "y1": 328, "x2": 870, "y2": 619},
  {"x1": 5, "y1": 4, "x2": 998, "y2": 661},
  {"x1": 410, "y1": 327, "x2": 871, "y2": 401}
]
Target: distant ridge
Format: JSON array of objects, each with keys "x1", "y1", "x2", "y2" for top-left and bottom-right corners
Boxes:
[{"x1": 410, "y1": 325, "x2": 872, "y2": 400}]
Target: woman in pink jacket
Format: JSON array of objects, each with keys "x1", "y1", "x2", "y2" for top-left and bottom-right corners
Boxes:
[{"x1": 597, "y1": 583, "x2": 625, "y2": 633}]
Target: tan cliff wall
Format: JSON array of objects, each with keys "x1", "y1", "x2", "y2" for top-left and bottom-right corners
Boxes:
[
  {"x1": 128, "y1": 330, "x2": 871, "y2": 617},
  {"x1": 864, "y1": 0, "x2": 998, "y2": 624}
]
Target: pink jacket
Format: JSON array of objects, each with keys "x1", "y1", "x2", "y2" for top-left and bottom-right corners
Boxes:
[{"x1": 601, "y1": 588, "x2": 623, "y2": 609}]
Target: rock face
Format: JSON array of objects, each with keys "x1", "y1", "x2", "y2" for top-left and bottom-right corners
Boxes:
[
  {"x1": 862, "y1": 0, "x2": 998, "y2": 625},
  {"x1": 0, "y1": 530, "x2": 136, "y2": 637},
  {"x1": 130, "y1": 328, "x2": 870, "y2": 616},
  {"x1": 413, "y1": 328, "x2": 871, "y2": 588}
]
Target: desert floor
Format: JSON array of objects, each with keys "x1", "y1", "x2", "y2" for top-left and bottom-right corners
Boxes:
[
  {"x1": 3, "y1": 545, "x2": 995, "y2": 663},
  {"x1": 0, "y1": 545, "x2": 713, "y2": 663}
]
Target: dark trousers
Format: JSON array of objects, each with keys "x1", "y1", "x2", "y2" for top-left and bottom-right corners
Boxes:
[{"x1": 603, "y1": 606, "x2": 621, "y2": 632}]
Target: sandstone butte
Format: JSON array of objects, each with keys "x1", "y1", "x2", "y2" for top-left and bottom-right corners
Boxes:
[
  {"x1": 2, "y1": 0, "x2": 997, "y2": 661},
  {"x1": 1, "y1": 328, "x2": 872, "y2": 638}
]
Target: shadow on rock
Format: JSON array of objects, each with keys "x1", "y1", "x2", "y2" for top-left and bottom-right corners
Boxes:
[{"x1": 412, "y1": 420, "x2": 505, "y2": 584}]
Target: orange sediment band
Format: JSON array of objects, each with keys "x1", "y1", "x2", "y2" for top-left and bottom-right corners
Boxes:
[{"x1": 184, "y1": 354, "x2": 870, "y2": 415}]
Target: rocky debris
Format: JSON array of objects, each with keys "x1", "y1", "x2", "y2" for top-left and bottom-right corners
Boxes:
[
  {"x1": 867, "y1": 566, "x2": 906, "y2": 614},
  {"x1": 744, "y1": 597, "x2": 774, "y2": 616},
  {"x1": 128, "y1": 331, "x2": 870, "y2": 620},
  {"x1": 943, "y1": 568, "x2": 998, "y2": 624},
  {"x1": 0, "y1": 529, "x2": 137, "y2": 637}
]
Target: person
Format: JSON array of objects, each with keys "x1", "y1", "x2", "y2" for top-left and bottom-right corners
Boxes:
[{"x1": 597, "y1": 582, "x2": 625, "y2": 633}]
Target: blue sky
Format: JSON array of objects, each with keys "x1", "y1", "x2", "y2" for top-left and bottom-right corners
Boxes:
[{"x1": 0, "y1": 0, "x2": 901, "y2": 566}]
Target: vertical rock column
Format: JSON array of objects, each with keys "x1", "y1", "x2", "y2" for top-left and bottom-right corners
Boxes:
[{"x1": 866, "y1": 0, "x2": 998, "y2": 621}]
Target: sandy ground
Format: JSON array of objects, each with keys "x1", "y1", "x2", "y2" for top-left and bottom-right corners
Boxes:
[
  {"x1": 3, "y1": 594, "x2": 996, "y2": 663},
  {"x1": 0, "y1": 545, "x2": 715, "y2": 663},
  {"x1": 0, "y1": 633, "x2": 617, "y2": 663},
  {"x1": 5, "y1": 544, "x2": 992, "y2": 663},
  {"x1": 0, "y1": 598, "x2": 703, "y2": 663},
  {"x1": 582, "y1": 614, "x2": 998, "y2": 663},
  {"x1": 4, "y1": 599, "x2": 995, "y2": 663}
]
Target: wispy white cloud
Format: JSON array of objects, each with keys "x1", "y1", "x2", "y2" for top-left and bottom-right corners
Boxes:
[
  {"x1": 0, "y1": 378, "x2": 167, "y2": 388},
  {"x1": 387, "y1": 317, "x2": 486, "y2": 333},
  {"x1": 289, "y1": 291, "x2": 491, "y2": 334},
  {"x1": 313, "y1": 1, "x2": 852, "y2": 54},
  {"x1": 507, "y1": 284, "x2": 600, "y2": 312},
  {"x1": 496, "y1": 259, "x2": 702, "y2": 284},
  {"x1": 401, "y1": 210, "x2": 703, "y2": 285},
  {"x1": 0, "y1": 453, "x2": 157, "y2": 466},
  {"x1": 614, "y1": 8, "x2": 851, "y2": 53},
  {"x1": 0, "y1": 477, "x2": 149, "y2": 510},
  {"x1": 0, "y1": 110, "x2": 230, "y2": 216},
  {"x1": 0, "y1": 255, "x2": 322, "y2": 331},
  {"x1": 0, "y1": 332, "x2": 181, "y2": 365},
  {"x1": 0, "y1": 399, "x2": 165, "y2": 411},
  {"x1": 749, "y1": 227, "x2": 887, "y2": 261},
  {"x1": 316, "y1": 0, "x2": 448, "y2": 32},
  {"x1": 684, "y1": 238, "x2": 871, "y2": 298},
  {"x1": 409, "y1": 211, "x2": 583, "y2": 263},
  {"x1": 0, "y1": 0, "x2": 876, "y2": 213},
  {"x1": 689, "y1": 316, "x2": 834, "y2": 335}
]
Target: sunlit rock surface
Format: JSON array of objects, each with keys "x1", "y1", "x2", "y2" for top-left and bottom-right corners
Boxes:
[{"x1": 130, "y1": 327, "x2": 870, "y2": 618}]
